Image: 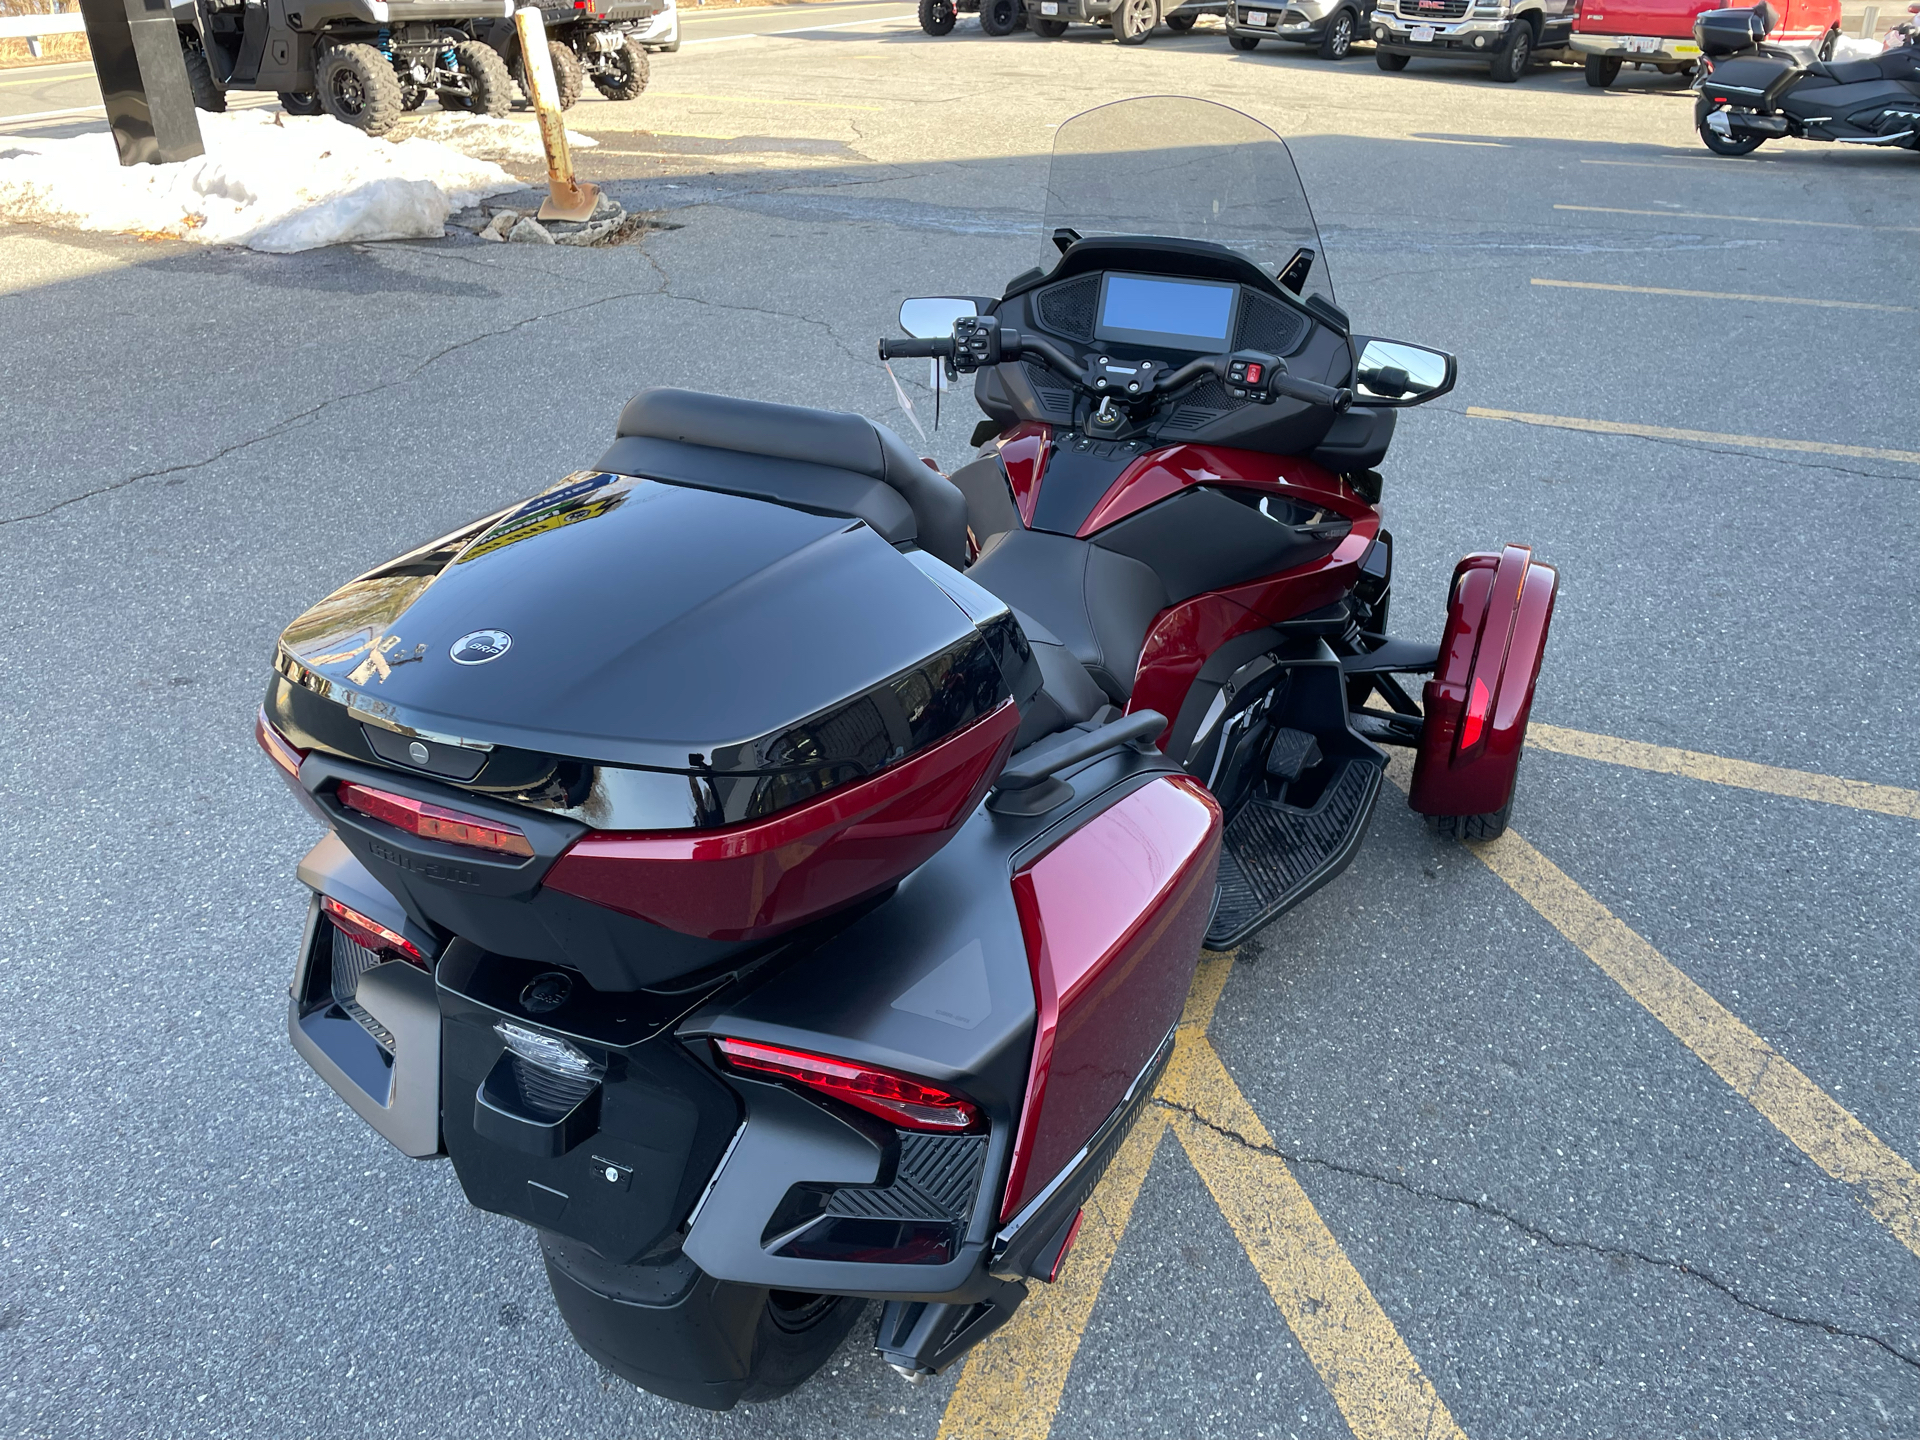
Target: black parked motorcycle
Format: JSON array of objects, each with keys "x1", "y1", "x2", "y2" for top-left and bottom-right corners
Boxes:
[
  {"x1": 258, "y1": 97, "x2": 1553, "y2": 1409},
  {"x1": 1694, "y1": 2, "x2": 1920, "y2": 155}
]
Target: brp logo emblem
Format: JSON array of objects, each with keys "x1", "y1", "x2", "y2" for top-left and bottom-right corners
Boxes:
[
  {"x1": 451, "y1": 630, "x2": 512, "y2": 665},
  {"x1": 521, "y1": 972, "x2": 572, "y2": 1013}
]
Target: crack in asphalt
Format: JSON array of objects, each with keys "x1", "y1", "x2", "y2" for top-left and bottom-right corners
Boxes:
[{"x1": 1153, "y1": 1097, "x2": 1920, "y2": 1375}]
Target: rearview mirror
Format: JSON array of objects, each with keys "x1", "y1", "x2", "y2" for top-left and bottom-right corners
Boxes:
[
  {"x1": 1353, "y1": 339, "x2": 1456, "y2": 406},
  {"x1": 899, "y1": 297, "x2": 979, "y2": 339}
]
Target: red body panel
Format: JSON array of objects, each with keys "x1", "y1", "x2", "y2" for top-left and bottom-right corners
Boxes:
[
  {"x1": 1077, "y1": 445, "x2": 1343, "y2": 538},
  {"x1": 1408, "y1": 545, "x2": 1559, "y2": 819},
  {"x1": 1574, "y1": 0, "x2": 1836, "y2": 43},
  {"x1": 544, "y1": 700, "x2": 1020, "y2": 941},
  {"x1": 1003, "y1": 775, "x2": 1223, "y2": 1219},
  {"x1": 997, "y1": 424, "x2": 1053, "y2": 529}
]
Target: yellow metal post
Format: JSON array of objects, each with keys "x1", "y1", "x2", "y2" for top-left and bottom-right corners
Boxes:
[{"x1": 514, "y1": 6, "x2": 600, "y2": 223}]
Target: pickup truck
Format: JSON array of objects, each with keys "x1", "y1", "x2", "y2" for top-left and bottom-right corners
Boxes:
[
  {"x1": 1370, "y1": 0, "x2": 1577, "y2": 80},
  {"x1": 1570, "y1": 0, "x2": 1837, "y2": 84}
]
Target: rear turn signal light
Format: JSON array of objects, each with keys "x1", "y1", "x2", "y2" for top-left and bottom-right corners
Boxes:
[
  {"x1": 321, "y1": 895, "x2": 427, "y2": 968},
  {"x1": 336, "y1": 781, "x2": 535, "y2": 858},
  {"x1": 255, "y1": 709, "x2": 306, "y2": 778},
  {"x1": 712, "y1": 1038, "x2": 983, "y2": 1132}
]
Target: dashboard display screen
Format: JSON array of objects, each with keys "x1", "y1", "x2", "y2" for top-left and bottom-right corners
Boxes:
[{"x1": 1096, "y1": 273, "x2": 1238, "y2": 351}]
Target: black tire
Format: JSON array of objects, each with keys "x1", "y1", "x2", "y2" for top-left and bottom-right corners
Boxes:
[
  {"x1": 591, "y1": 37, "x2": 650, "y2": 99},
  {"x1": 512, "y1": 38, "x2": 584, "y2": 109},
  {"x1": 979, "y1": 0, "x2": 1020, "y2": 34},
  {"x1": 401, "y1": 82, "x2": 428, "y2": 111},
  {"x1": 448, "y1": 39, "x2": 513, "y2": 118},
  {"x1": 1316, "y1": 5, "x2": 1355, "y2": 57},
  {"x1": 1165, "y1": 10, "x2": 1197, "y2": 29},
  {"x1": 1488, "y1": 20, "x2": 1532, "y2": 81},
  {"x1": 1229, "y1": 30, "x2": 1259, "y2": 47},
  {"x1": 278, "y1": 89, "x2": 324, "y2": 115},
  {"x1": 1035, "y1": 16, "x2": 1069, "y2": 34},
  {"x1": 919, "y1": 0, "x2": 959, "y2": 32},
  {"x1": 1115, "y1": 0, "x2": 1157, "y2": 42},
  {"x1": 1584, "y1": 51, "x2": 1620, "y2": 85},
  {"x1": 1694, "y1": 96, "x2": 1766, "y2": 154},
  {"x1": 182, "y1": 43, "x2": 226, "y2": 112},
  {"x1": 1376, "y1": 46, "x2": 1409, "y2": 69},
  {"x1": 543, "y1": 1238, "x2": 867, "y2": 1409},
  {"x1": 1425, "y1": 793, "x2": 1512, "y2": 842},
  {"x1": 315, "y1": 43, "x2": 404, "y2": 134}
]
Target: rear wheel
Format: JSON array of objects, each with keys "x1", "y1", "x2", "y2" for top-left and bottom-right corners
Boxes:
[
  {"x1": 1376, "y1": 46, "x2": 1409, "y2": 69},
  {"x1": 315, "y1": 43, "x2": 404, "y2": 134},
  {"x1": 1035, "y1": 15, "x2": 1070, "y2": 33},
  {"x1": 919, "y1": 0, "x2": 959, "y2": 31},
  {"x1": 182, "y1": 43, "x2": 226, "y2": 112},
  {"x1": 979, "y1": 0, "x2": 1021, "y2": 34},
  {"x1": 512, "y1": 38, "x2": 584, "y2": 109},
  {"x1": 592, "y1": 37, "x2": 651, "y2": 99},
  {"x1": 449, "y1": 39, "x2": 514, "y2": 118},
  {"x1": 1165, "y1": 10, "x2": 1197, "y2": 29},
  {"x1": 1695, "y1": 96, "x2": 1766, "y2": 154},
  {"x1": 1229, "y1": 30, "x2": 1259, "y2": 47},
  {"x1": 1425, "y1": 793, "x2": 1512, "y2": 842},
  {"x1": 1584, "y1": 51, "x2": 1620, "y2": 85},
  {"x1": 1115, "y1": 0, "x2": 1157, "y2": 42},
  {"x1": 278, "y1": 89, "x2": 324, "y2": 114},
  {"x1": 1488, "y1": 20, "x2": 1533, "y2": 81},
  {"x1": 1316, "y1": 5, "x2": 1355, "y2": 57}
]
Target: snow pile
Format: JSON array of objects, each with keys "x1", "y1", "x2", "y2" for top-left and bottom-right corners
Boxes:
[
  {"x1": 398, "y1": 112, "x2": 599, "y2": 167},
  {"x1": 0, "y1": 110, "x2": 523, "y2": 252}
]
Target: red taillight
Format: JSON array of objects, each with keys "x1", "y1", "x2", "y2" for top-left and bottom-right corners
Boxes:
[
  {"x1": 1458, "y1": 676, "x2": 1492, "y2": 752},
  {"x1": 711, "y1": 1038, "x2": 983, "y2": 1132},
  {"x1": 321, "y1": 895, "x2": 428, "y2": 968},
  {"x1": 336, "y1": 781, "x2": 535, "y2": 858},
  {"x1": 255, "y1": 708, "x2": 305, "y2": 778}
]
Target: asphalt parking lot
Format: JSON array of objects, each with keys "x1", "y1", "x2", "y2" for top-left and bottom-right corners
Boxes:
[{"x1": 2, "y1": 5, "x2": 1917, "y2": 1437}]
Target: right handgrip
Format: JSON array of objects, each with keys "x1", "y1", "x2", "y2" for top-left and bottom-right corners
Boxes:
[{"x1": 878, "y1": 337, "x2": 955, "y2": 359}]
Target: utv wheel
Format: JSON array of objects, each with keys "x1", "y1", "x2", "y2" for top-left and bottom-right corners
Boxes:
[
  {"x1": 1376, "y1": 46, "x2": 1409, "y2": 69},
  {"x1": 979, "y1": 0, "x2": 1020, "y2": 34},
  {"x1": 1035, "y1": 15, "x2": 1069, "y2": 33},
  {"x1": 278, "y1": 89, "x2": 324, "y2": 115},
  {"x1": 1584, "y1": 51, "x2": 1619, "y2": 85},
  {"x1": 450, "y1": 39, "x2": 514, "y2": 117},
  {"x1": 1229, "y1": 30, "x2": 1259, "y2": 47},
  {"x1": 1165, "y1": 10, "x2": 1197, "y2": 29},
  {"x1": 1694, "y1": 96, "x2": 1766, "y2": 154},
  {"x1": 512, "y1": 38, "x2": 584, "y2": 109},
  {"x1": 401, "y1": 82, "x2": 428, "y2": 111},
  {"x1": 315, "y1": 43, "x2": 404, "y2": 134},
  {"x1": 182, "y1": 43, "x2": 226, "y2": 112},
  {"x1": 919, "y1": 0, "x2": 959, "y2": 32},
  {"x1": 1115, "y1": 0, "x2": 1157, "y2": 43},
  {"x1": 592, "y1": 37, "x2": 651, "y2": 99},
  {"x1": 1488, "y1": 21, "x2": 1532, "y2": 80},
  {"x1": 1425, "y1": 794, "x2": 1512, "y2": 842},
  {"x1": 1317, "y1": 5, "x2": 1355, "y2": 57}
]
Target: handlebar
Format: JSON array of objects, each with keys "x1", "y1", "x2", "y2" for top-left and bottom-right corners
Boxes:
[{"x1": 878, "y1": 337, "x2": 954, "y2": 360}]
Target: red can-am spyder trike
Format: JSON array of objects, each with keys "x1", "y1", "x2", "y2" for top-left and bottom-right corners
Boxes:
[{"x1": 257, "y1": 96, "x2": 1555, "y2": 1410}]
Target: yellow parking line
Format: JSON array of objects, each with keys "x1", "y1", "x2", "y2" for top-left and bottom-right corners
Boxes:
[
  {"x1": 1527, "y1": 724, "x2": 1920, "y2": 821},
  {"x1": 1469, "y1": 829, "x2": 1920, "y2": 1262},
  {"x1": 1176, "y1": 1118, "x2": 1470, "y2": 1440},
  {"x1": 1466, "y1": 406, "x2": 1920, "y2": 467},
  {"x1": 645, "y1": 90, "x2": 883, "y2": 110},
  {"x1": 1530, "y1": 278, "x2": 1913, "y2": 313},
  {"x1": 1555, "y1": 203, "x2": 1920, "y2": 233}
]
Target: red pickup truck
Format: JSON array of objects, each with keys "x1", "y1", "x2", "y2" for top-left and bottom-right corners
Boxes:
[{"x1": 1571, "y1": 0, "x2": 1839, "y2": 84}]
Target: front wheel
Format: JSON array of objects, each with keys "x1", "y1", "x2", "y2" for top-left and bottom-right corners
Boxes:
[
  {"x1": 979, "y1": 0, "x2": 1021, "y2": 34},
  {"x1": 448, "y1": 39, "x2": 514, "y2": 117},
  {"x1": 513, "y1": 38, "x2": 584, "y2": 109},
  {"x1": 1115, "y1": 0, "x2": 1157, "y2": 42},
  {"x1": 315, "y1": 44, "x2": 404, "y2": 134},
  {"x1": 1165, "y1": 10, "x2": 1197, "y2": 29},
  {"x1": 278, "y1": 89, "x2": 324, "y2": 114},
  {"x1": 919, "y1": 0, "x2": 959, "y2": 32},
  {"x1": 592, "y1": 37, "x2": 651, "y2": 99},
  {"x1": 182, "y1": 43, "x2": 226, "y2": 112},
  {"x1": 1488, "y1": 21, "x2": 1532, "y2": 81},
  {"x1": 1034, "y1": 15, "x2": 1069, "y2": 34},
  {"x1": 1316, "y1": 5, "x2": 1355, "y2": 57},
  {"x1": 1229, "y1": 29, "x2": 1259, "y2": 47},
  {"x1": 1694, "y1": 97, "x2": 1766, "y2": 154},
  {"x1": 1376, "y1": 46, "x2": 1409, "y2": 69},
  {"x1": 1584, "y1": 52, "x2": 1620, "y2": 86}
]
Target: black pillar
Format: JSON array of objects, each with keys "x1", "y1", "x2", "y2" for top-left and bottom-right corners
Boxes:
[{"x1": 79, "y1": 0, "x2": 205, "y2": 166}]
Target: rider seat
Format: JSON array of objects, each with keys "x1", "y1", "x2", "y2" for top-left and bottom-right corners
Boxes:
[
  {"x1": 602, "y1": 389, "x2": 970, "y2": 571},
  {"x1": 1817, "y1": 48, "x2": 1920, "y2": 83}
]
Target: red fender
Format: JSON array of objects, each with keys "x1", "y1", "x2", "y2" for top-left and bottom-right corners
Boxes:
[{"x1": 1407, "y1": 544, "x2": 1559, "y2": 820}]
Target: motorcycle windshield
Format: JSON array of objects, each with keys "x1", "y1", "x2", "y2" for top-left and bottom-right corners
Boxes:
[{"x1": 1041, "y1": 97, "x2": 1332, "y2": 303}]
